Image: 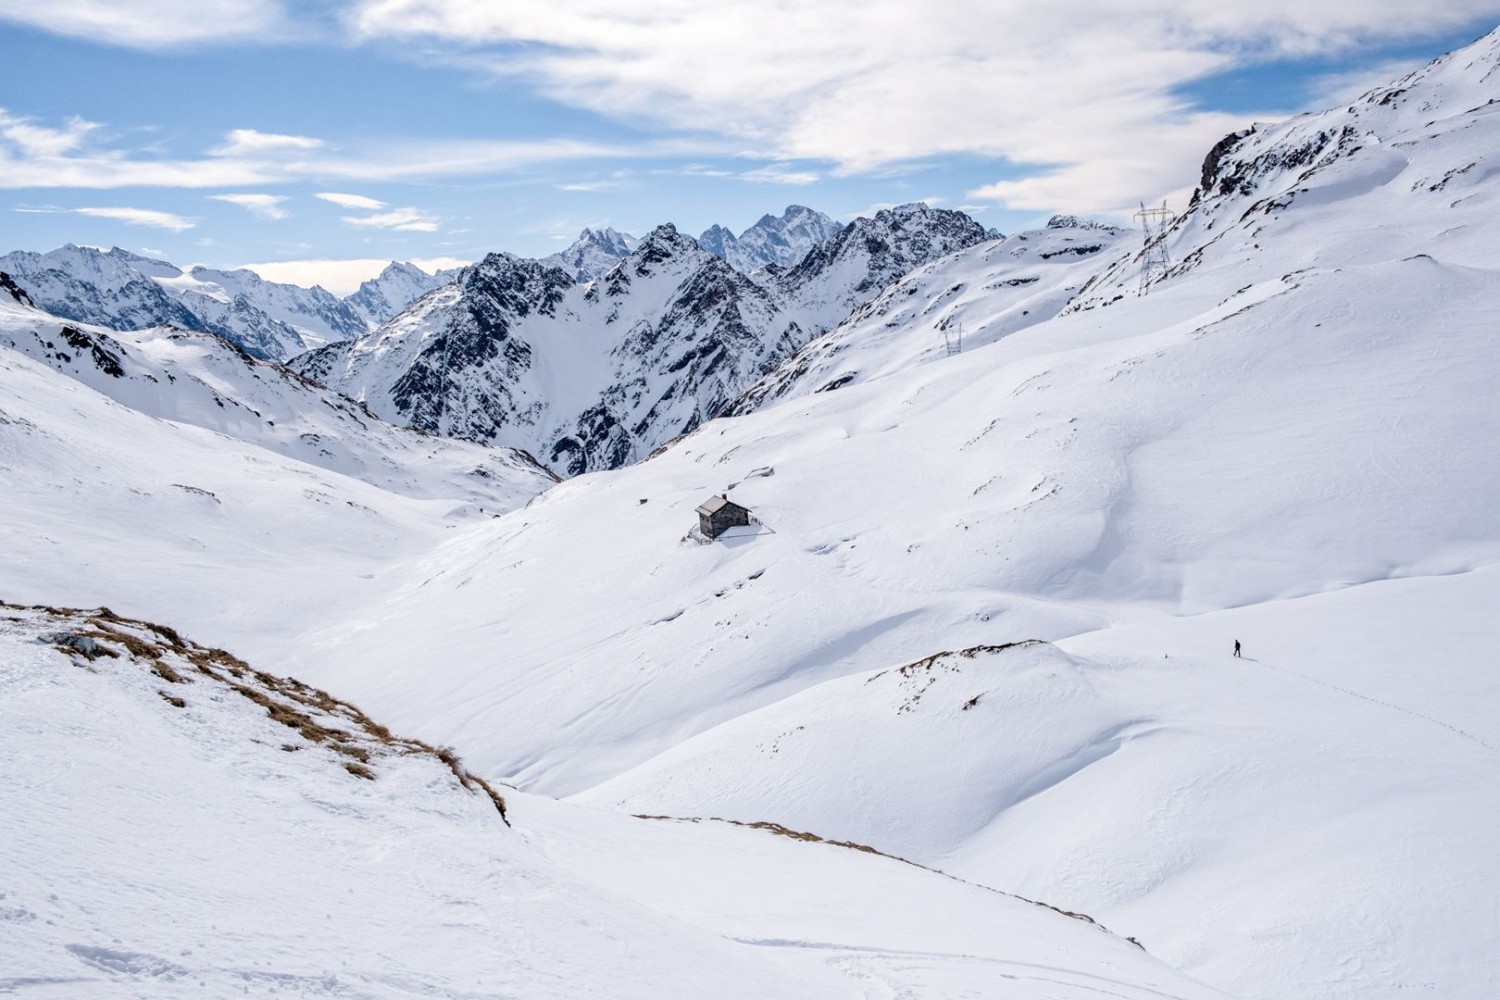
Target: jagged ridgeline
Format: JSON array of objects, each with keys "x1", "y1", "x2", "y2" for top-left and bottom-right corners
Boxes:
[{"x1": 292, "y1": 204, "x2": 991, "y2": 475}]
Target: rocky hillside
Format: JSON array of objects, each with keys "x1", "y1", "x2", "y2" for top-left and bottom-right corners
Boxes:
[{"x1": 294, "y1": 204, "x2": 989, "y2": 475}]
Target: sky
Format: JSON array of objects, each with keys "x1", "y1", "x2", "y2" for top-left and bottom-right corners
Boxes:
[{"x1": 2, "y1": 2, "x2": 1498, "y2": 293}]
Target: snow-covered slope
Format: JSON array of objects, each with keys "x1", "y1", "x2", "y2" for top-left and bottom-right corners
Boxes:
[
  {"x1": 539, "y1": 226, "x2": 640, "y2": 280},
  {"x1": 345, "y1": 260, "x2": 458, "y2": 327},
  {"x1": 0, "y1": 602, "x2": 1224, "y2": 1000},
  {"x1": 0, "y1": 245, "x2": 368, "y2": 360},
  {"x1": 294, "y1": 206, "x2": 985, "y2": 475},
  {"x1": 168, "y1": 262, "x2": 368, "y2": 351},
  {"x1": 0, "y1": 245, "x2": 211, "y2": 337},
  {"x1": 699, "y1": 204, "x2": 843, "y2": 273},
  {"x1": 5, "y1": 29, "x2": 1500, "y2": 1000},
  {"x1": 260, "y1": 31, "x2": 1500, "y2": 1000},
  {"x1": 777, "y1": 201, "x2": 993, "y2": 336},
  {"x1": 730, "y1": 214, "x2": 1129, "y2": 411},
  {"x1": 0, "y1": 291, "x2": 553, "y2": 505}
]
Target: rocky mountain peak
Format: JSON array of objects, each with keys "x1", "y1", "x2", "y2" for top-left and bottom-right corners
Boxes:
[
  {"x1": 1045, "y1": 215, "x2": 1120, "y2": 232},
  {"x1": 778, "y1": 203, "x2": 989, "y2": 334},
  {"x1": 698, "y1": 205, "x2": 844, "y2": 273},
  {"x1": 539, "y1": 227, "x2": 640, "y2": 281}
]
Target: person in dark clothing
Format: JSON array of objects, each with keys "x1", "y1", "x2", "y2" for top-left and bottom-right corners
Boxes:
[{"x1": 1233, "y1": 639, "x2": 1242, "y2": 658}]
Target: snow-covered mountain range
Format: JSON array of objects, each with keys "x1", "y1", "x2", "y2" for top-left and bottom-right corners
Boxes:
[
  {"x1": 3, "y1": 27, "x2": 1500, "y2": 1000},
  {"x1": 294, "y1": 203, "x2": 990, "y2": 474},
  {"x1": 0, "y1": 244, "x2": 381, "y2": 360},
  {"x1": 345, "y1": 259, "x2": 459, "y2": 327},
  {"x1": 698, "y1": 204, "x2": 844, "y2": 273},
  {"x1": 539, "y1": 226, "x2": 642, "y2": 280},
  {"x1": 0, "y1": 277, "x2": 554, "y2": 505}
]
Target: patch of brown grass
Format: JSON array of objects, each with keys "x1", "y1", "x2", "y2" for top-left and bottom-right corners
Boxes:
[
  {"x1": 8, "y1": 599, "x2": 517, "y2": 823},
  {"x1": 630, "y1": 812, "x2": 1128, "y2": 941},
  {"x1": 84, "y1": 620, "x2": 166, "y2": 663},
  {"x1": 151, "y1": 659, "x2": 186, "y2": 684}
]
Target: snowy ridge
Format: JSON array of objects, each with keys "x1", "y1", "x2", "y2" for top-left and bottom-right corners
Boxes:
[
  {"x1": 0, "y1": 245, "x2": 212, "y2": 338},
  {"x1": 1066, "y1": 26, "x2": 1500, "y2": 312},
  {"x1": 0, "y1": 292, "x2": 554, "y2": 505},
  {"x1": 0, "y1": 247, "x2": 459, "y2": 361},
  {"x1": 539, "y1": 226, "x2": 641, "y2": 280},
  {"x1": 344, "y1": 260, "x2": 460, "y2": 328},
  {"x1": 295, "y1": 205, "x2": 986, "y2": 474},
  {"x1": 729, "y1": 215, "x2": 1128, "y2": 411},
  {"x1": 293, "y1": 226, "x2": 802, "y2": 475},
  {"x1": 774, "y1": 201, "x2": 993, "y2": 338},
  {"x1": 0, "y1": 245, "x2": 370, "y2": 360},
  {"x1": 699, "y1": 204, "x2": 844, "y2": 273}
]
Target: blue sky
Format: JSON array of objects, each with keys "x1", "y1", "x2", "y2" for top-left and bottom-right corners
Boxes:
[{"x1": 2, "y1": 1, "x2": 1497, "y2": 292}]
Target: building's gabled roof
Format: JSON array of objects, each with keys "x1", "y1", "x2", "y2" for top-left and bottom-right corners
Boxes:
[{"x1": 696, "y1": 495, "x2": 748, "y2": 517}]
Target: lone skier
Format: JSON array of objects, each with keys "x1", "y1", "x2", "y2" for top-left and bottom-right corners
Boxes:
[{"x1": 1233, "y1": 639, "x2": 1242, "y2": 658}]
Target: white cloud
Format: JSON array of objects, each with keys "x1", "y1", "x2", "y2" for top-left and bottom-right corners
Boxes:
[
  {"x1": 0, "y1": 0, "x2": 286, "y2": 47},
  {"x1": 0, "y1": 111, "x2": 283, "y2": 188},
  {"x1": 0, "y1": 114, "x2": 646, "y2": 190},
  {"x1": 74, "y1": 206, "x2": 196, "y2": 231},
  {"x1": 556, "y1": 179, "x2": 628, "y2": 192},
  {"x1": 316, "y1": 191, "x2": 387, "y2": 210},
  {"x1": 737, "y1": 165, "x2": 820, "y2": 185},
  {"x1": 348, "y1": 0, "x2": 1500, "y2": 213},
  {"x1": 211, "y1": 129, "x2": 325, "y2": 158},
  {"x1": 342, "y1": 206, "x2": 440, "y2": 232},
  {"x1": 0, "y1": 110, "x2": 99, "y2": 158},
  {"x1": 238, "y1": 256, "x2": 471, "y2": 294},
  {"x1": 209, "y1": 193, "x2": 290, "y2": 219}
]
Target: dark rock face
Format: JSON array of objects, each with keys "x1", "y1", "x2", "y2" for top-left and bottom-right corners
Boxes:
[
  {"x1": 1198, "y1": 130, "x2": 1254, "y2": 198},
  {"x1": 300, "y1": 205, "x2": 992, "y2": 476},
  {"x1": 388, "y1": 256, "x2": 572, "y2": 440},
  {"x1": 58, "y1": 325, "x2": 126, "y2": 378},
  {"x1": 0, "y1": 271, "x2": 34, "y2": 307}
]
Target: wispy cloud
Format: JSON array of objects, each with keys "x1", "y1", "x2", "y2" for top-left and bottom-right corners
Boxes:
[
  {"x1": 209, "y1": 192, "x2": 290, "y2": 219},
  {"x1": 342, "y1": 206, "x2": 439, "y2": 232},
  {"x1": 737, "y1": 165, "x2": 820, "y2": 185},
  {"x1": 0, "y1": 110, "x2": 99, "y2": 158},
  {"x1": 0, "y1": 0, "x2": 288, "y2": 47},
  {"x1": 663, "y1": 162, "x2": 821, "y2": 185},
  {"x1": 0, "y1": 114, "x2": 653, "y2": 190},
  {"x1": 74, "y1": 206, "x2": 196, "y2": 231},
  {"x1": 556, "y1": 179, "x2": 628, "y2": 192},
  {"x1": 211, "y1": 129, "x2": 325, "y2": 158},
  {"x1": 348, "y1": 0, "x2": 1500, "y2": 214},
  {"x1": 316, "y1": 191, "x2": 386, "y2": 210}
]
